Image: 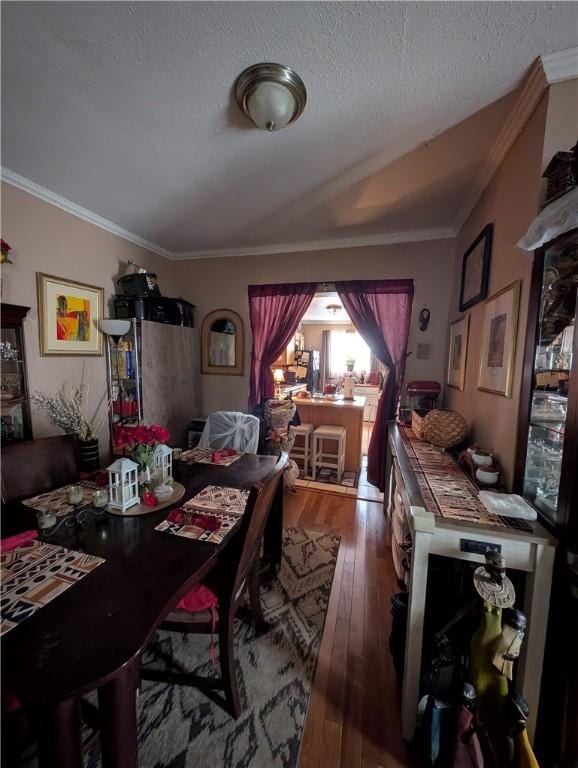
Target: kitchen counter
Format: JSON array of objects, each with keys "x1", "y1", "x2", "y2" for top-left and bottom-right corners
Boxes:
[
  {"x1": 295, "y1": 395, "x2": 366, "y2": 473},
  {"x1": 279, "y1": 383, "x2": 307, "y2": 396},
  {"x1": 295, "y1": 395, "x2": 366, "y2": 409}
]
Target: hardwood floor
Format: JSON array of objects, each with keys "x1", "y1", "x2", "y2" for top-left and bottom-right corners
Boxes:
[{"x1": 285, "y1": 487, "x2": 415, "y2": 768}]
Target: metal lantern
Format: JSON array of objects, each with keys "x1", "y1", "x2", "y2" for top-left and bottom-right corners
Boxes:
[
  {"x1": 153, "y1": 443, "x2": 173, "y2": 482},
  {"x1": 107, "y1": 457, "x2": 139, "y2": 512}
]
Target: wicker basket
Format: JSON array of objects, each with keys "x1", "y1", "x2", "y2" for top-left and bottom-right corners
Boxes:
[
  {"x1": 422, "y1": 408, "x2": 468, "y2": 449},
  {"x1": 411, "y1": 409, "x2": 429, "y2": 439},
  {"x1": 423, "y1": 408, "x2": 468, "y2": 448}
]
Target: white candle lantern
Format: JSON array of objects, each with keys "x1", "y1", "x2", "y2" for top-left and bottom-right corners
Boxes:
[
  {"x1": 153, "y1": 443, "x2": 173, "y2": 482},
  {"x1": 107, "y1": 457, "x2": 139, "y2": 513}
]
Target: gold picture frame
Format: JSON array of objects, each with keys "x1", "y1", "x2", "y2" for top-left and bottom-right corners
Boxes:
[
  {"x1": 447, "y1": 315, "x2": 469, "y2": 390},
  {"x1": 478, "y1": 280, "x2": 521, "y2": 397},
  {"x1": 201, "y1": 309, "x2": 245, "y2": 375},
  {"x1": 36, "y1": 273, "x2": 105, "y2": 356}
]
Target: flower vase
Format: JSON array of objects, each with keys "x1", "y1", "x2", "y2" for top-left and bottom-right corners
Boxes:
[{"x1": 78, "y1": 438, "x2": 100, "y2": 473}]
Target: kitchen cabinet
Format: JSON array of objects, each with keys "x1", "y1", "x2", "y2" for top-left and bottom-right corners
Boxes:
[
  {"x1": 354, "y1": 384, "x2": 379, "y2": 421},
  {"x1": 272, "y1": 330, "x2": 305, "y2": 367}
]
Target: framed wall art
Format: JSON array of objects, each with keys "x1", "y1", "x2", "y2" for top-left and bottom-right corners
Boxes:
[
  {"x1": 478, "y1": 280, "x2": 521, "y2": 397},
  {"x1": 459, "y1": 223, "x2": 493, "y2": 311},
  {"x1": 36, "y1": 273, "x2": 104, "y2": 356},
  {"x1": 447, "y1": 315, "x2": 469, "y2": 390}
]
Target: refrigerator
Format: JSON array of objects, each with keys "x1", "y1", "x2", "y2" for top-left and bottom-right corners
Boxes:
[{"x1": 515, "y1": 227, "x2": 577, "y2": 766}]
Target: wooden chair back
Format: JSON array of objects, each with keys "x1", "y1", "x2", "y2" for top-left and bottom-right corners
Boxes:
[
  {"x1": 1, "y1": 435, "x2": 81, "y2": 504},
  {"x1": 230, "y1": 453, "x2": 286, "y2": 604}
]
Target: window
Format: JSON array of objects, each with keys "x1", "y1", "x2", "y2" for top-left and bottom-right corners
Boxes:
[{"x1": 329, "y1": 330, "x2": 371, "y2": 376}]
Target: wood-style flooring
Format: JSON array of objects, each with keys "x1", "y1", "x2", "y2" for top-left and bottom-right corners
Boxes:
[{"x1": 284, "y1": 487, "x2": 416, "y2": 768}]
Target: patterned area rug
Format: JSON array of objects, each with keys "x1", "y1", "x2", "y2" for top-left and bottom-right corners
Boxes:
[
  {"x1": 299, "y1": 467, "x2": 358, "y2": 487},
  {"x1": 84, "y1": 527, "x2": 340, "y2": 768}
]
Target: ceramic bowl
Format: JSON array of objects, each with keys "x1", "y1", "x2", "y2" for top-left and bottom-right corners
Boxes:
[
  {"x1": 476, "y1": 468, "x2": 499, "y2": 485},
  {"x1": 154, "y1": 484, "x2": 173, "y2": 502},
  {"x1": 472, "y1": 451, "x2": 493, "y2": 467}
]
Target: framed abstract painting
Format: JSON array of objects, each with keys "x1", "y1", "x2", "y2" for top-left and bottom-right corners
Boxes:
[
  {"x1": 478, "y1": 280, "x2": 521, "y2": 397},
  {"x1": 36, "y1": 273, "x2": 104, "y2": 356},
  {"x1": 447, "y1": 315, "x2": 469, "y2": 390},
  {"x1": 459, "y1": 223, "x2": 493, "y2": 311}
]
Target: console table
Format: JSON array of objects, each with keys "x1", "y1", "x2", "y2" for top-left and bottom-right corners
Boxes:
[{"x1": 385, "y1": 423, "x2": 556, "y2": 742}]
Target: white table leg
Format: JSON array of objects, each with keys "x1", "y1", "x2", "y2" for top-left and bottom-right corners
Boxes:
[
  {"x1": 519, "y1": 542, "x2": 556, "y2": 742},
  {"x1": 401, "y1": 523, "x2": 432, "y2": 740}
]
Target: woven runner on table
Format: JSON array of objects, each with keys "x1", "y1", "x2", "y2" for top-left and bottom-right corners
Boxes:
[
  {"x1": 155, "y1": 485, "x2": 250, "y2": 544},
  {"x1": 22, "y1": 480, "x2": 99, "y2": 517},
  {"x1": 400, "y1": 427, "x2": 531, "y2": 531},
  {"x1": 0, "y1": 538, "x2": 104, "y2": 635},
  {"x1": 179, "y1": 448, "x2": 243, "y2": 466}
]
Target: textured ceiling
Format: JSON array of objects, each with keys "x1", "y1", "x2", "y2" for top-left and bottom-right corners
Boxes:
[{"x1": 1, "y1": 2, "x2": 577, "y2": 257}]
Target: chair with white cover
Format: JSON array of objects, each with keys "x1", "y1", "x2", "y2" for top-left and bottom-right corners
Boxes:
[{"x1": 198, "y1": 411, "x2": 260, "y2": 454}]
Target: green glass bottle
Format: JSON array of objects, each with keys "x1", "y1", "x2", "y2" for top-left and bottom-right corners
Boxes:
[{"x1": 469, "y1": 600, "x2": 509, "y2": 761}]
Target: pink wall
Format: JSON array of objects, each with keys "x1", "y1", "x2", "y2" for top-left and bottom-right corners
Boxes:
[
  {"x1": 445, "y1": 94, "x2": 548, "y2": 488},
  {"x1": 1, "y1": 182, "x2": 177, "y2": 454}
]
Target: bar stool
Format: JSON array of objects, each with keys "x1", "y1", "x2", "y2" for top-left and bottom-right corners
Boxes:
[
  {"x1": 312, "y1": 425, "x2": 346, "y2": 483},
  {"x1": 291, "y1": 423, "x2": 314, "y2": 478}
]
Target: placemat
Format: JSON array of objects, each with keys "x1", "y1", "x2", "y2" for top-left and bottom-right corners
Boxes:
[
  {"x1": 155, "y1": 485, "x2": 250, "y2": 544},
  {"x1": 400, "y1": 427, "x2": 531, "y2": 531},
  {"x1": 22, "y1": 480, "x2": 99, "y2": 517},
  {"x1": 0, "y1": 539, "x2": 105, "y2": 635},
  {"x1": 180, "y1": 448, "x2": 243, "y2": 466}
]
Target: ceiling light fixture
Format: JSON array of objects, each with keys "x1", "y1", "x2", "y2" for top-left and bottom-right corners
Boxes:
[
  {"x1": 326, "y1": 303, "x2": 342, "y2": 316},
  {"x1": 235, "y1": 62, "x2": 307, "y2": 132}
]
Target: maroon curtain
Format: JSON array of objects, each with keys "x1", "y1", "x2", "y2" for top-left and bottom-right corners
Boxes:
[
  {"x1": 336, "y1": 279, "x2": 414, "y2": 490},
  {"x1": 248, "y1": 283, "x2": 316, "y2": 409}
]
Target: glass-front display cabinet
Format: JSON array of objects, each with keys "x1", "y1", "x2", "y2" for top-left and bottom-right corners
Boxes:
[
  {"x1": 0, "y1": 303, "x2": 32, "y2": 445},
  {"x1": 518, "y1": 228, "x2": 577, "y2": 541}
]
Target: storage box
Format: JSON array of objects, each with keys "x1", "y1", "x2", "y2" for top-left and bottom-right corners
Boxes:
[{"x1": 411, "y1": 409, "x2": 429, "y2": 439}]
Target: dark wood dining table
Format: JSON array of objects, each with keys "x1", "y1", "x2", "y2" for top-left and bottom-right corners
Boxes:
[{"x1": 1, "y1": 454, "x2": 283, "y2": 768}]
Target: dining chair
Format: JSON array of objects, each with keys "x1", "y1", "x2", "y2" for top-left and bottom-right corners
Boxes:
[
  {"x1": 198, "y1": 411, "x2": 260, "y2": 454},
  {"x1": 141, "y1": 453, "x2": 286, "y2": 718},
  {"x1": 1, "y1": 435, "x2": 81, "y2": 503}
]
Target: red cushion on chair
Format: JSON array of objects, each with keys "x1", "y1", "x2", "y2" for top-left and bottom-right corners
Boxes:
[{"x1": 176, "y1": 584, "x2": 218, "y2": 613}]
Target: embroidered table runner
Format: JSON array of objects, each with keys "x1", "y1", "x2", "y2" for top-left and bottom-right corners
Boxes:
[
  {"x1": 155, "y1": 485, "x2": 250, "y2": 544},
  {"x1": 400, "y1": 427, "x2": 531, "y2": 531},
  {"x1": 0, "y1": 539, "x2": 105, "y2": 635},
  {"x1": 22, "y1": 480, "x2": 99, "y2": 517},
  {"x1": 179, "y1": 448, "x2": 243, "y2": 466}
]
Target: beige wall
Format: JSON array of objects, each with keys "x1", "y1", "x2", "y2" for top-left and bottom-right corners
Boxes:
[
  {"x1": 445, "y1": 93, "x2": 548, "y2": 489},
  {"x1": 302, "y1": 323, "x2": 352, "y2": 352},
  {"x1": 0, "y1": 182, "x2": 177, "y2": 454},
  {"x1": 174, "y1": 240, "x2": 456, "y2": 414},
  {"x1": 541, "y1": 78, "x2": 578, "y2": 172}
]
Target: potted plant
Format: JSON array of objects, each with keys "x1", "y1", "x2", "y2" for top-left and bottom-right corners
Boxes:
[{"x1": 31, "y1": 370, "x2": 109, "y2": 472}]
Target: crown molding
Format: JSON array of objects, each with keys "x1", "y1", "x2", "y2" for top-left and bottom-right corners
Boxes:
[
  {"x1": 453, "y1": 58, "x2": 548, "y2": 233},
  {"x1": 0, "y1": 167, "x2": 173, "y2": 259},
  {"x1": 541, "y1": 46, "x2": 578, "y2": 84},
  {"x1": 172, "y1": 227, "x2": 457, "y2": 260}
]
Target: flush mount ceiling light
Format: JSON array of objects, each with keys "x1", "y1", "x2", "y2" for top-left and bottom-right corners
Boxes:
[
  {"x1": 326, "y1": 303, "x2": 342, "y2": 316},
  {"x1": 235, "y1": 62, "x2": 307, "y2": 132}
]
